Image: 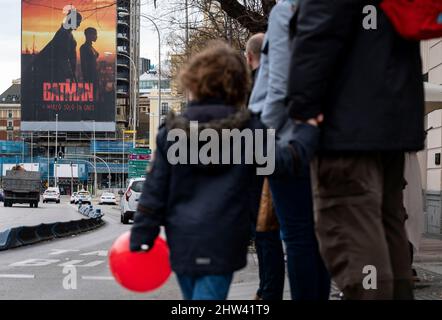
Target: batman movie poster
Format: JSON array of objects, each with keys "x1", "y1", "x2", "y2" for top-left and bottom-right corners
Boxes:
[{"x1": 21, "y1": 0, "x2": 116, "y2": 131}]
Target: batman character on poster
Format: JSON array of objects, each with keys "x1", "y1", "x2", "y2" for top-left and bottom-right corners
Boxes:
[{"x1": 21, "y1": 0, "x2": 116, "y2": 125}]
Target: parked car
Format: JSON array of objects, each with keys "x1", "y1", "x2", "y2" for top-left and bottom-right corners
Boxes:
[
  {"x1": 75, "y1": 191, "x2": 92, "y2": 205},
  {"x1": 46, "y1": 187, "x2": 61, "y2": 194},
  {"x1": 43, "y1": 189, "x2": 60, "y2": 204},
  {"x1": 120, "y1": 178, "x2": 145, "y2": 224},
  {"x1": 99, "y1": 192, "x2": 117, "y2": 205},
  {"x1": 70, "y1": 192, "x2": 78, "y2": 204}
]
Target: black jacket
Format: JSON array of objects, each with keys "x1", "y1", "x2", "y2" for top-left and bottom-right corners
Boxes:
[
  {"x1": 130, "y1": 101, "x2": 319, "y2": 275},
  {"x1": 287, "y1": 0, "x2": 425, "y2": 152}
]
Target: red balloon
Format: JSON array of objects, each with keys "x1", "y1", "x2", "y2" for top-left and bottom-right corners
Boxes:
[{"x1": 109, "y1": 231, "x2": 172, "y2": 293}]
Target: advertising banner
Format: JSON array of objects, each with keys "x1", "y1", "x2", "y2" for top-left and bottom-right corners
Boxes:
[
  {"x1": 55, "y1": 163, "x2": 79, "y2": 178},
  {"x1": 21, "y1": 0, "x2": 116, "y2": 132}
]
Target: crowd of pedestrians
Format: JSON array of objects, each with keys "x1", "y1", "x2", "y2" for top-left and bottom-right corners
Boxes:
[{"x1": 130, "y1": 0, "x2": 427, "y2": 300}]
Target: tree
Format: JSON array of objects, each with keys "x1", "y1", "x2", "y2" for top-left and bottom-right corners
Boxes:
[
  {"x1": 151, "y1": 0, "x2": 276, "y2": 95},
  {"x1": 215, "y1": 0, "x2": 276, "y2": 33}
]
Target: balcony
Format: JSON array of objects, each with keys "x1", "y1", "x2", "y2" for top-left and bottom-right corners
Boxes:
[
  {"x1": 117, "y1": 33, "x2": 129, "y2": 41},
  {"x1": 117, "y1": 20, "x2": 129, "y2": 28},
  {"x1": 117, "y1": 7, "x2": 129, "y2": 13},
  {"x1": 117, "y1": 46, "x2": 129, "y2": 55},
  {"x1": 117, "y1": 71, "x2": 130, "y2": 82},
  {"x1": 117, "y1": 63, "x2": 130, "y2": 69},
  {"x1": 117, "y1": 86, "x2": 129, "y2": 96}
]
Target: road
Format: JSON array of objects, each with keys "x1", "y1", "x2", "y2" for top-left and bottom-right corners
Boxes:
[
  {"x1": 1, "y1": 197, "x2": 441, "y2": 300},
  {"x1": 0, "y1": 198, "x2": 182, "y2": 300},
  {"x1": 0, "y1": 197, "x2": 279, "y2": 300},
  {"x1": 0, "y1": 199, "x2": 81, "y2": 231}
]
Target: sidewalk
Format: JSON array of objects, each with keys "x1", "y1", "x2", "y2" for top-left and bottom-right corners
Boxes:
[{"x1": 228, "y1": 235, "x2": 442, "y2": 300}]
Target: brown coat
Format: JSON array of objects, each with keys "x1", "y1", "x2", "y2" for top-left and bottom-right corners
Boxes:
[{"x1": 256, "y1": 178, "x2": 279, "y2": 232}]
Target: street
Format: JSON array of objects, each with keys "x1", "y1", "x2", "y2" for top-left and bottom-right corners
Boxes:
[
  {"x1": 0, "y1": 198, "x2": 182, "y2": 299},
  {"x1": 1, "y1": 198, "x2": 442, "y2": 300},
  {"x1": 0, "y1": 197, "x2": 287, "y2": 300}
]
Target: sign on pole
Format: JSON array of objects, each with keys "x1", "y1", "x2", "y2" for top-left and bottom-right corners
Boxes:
[{"x1": 128, "y1": 148, "x2": 152, "y2": 179}]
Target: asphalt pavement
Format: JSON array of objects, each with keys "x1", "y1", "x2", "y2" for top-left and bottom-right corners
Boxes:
[
  {"x1": 0, "y1": 198, "x2": 182, "y2": 299},
  {"x1": 2, "y1": 197, "x2": 441, "y2": 300},
  {"x1": 0, "y1": 198, "x2": 284, "y2": 300},
  {"x1": 0, "y1": 199, "x2": 81, "y2": 231}
]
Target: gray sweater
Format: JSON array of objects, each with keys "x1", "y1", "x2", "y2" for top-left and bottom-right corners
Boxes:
[{"x1": 248, "y1": 0, "x2": 297, "y2": 145}]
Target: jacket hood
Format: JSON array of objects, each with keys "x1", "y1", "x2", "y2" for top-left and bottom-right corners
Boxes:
[
  {"x1": 165, "y1": 102, "x2": 251, "y2": 133},
  {"x1": 164, "y1": 101, "x2": 254, "y2": 174}
]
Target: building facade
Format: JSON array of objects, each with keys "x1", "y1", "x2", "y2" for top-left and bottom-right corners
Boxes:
[
  {"x1": 0, "y1": 79, "x2": 21, "y2": 141},
  {"x1": 140, "y1": 57, "x2": 151, "y2": 75},
  {"x1": 117, "y1": 0, "x2": 141, "y2": 135},
  {"x1": 139, "y1": 71, "x2": 186, "y2": 148},
  {"x1": 421, "y1": 39, "x2": 442, "y2": 234}
]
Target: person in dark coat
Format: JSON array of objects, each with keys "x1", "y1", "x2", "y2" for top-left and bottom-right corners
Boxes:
[
  {"x1": 80, "y1": 27, "x2": 99, "y2": 92},
  {"x1": 287, "y1": 0, "x2": 425, "y2": 300},
  {"x1": 21, "y1": 10, "x2": 82, "y2": 116},
  {"x1": 33, "y1": 10, "x2": 82, "y2": 83},
  {"x1": 129, "y1": 41, "x2": 320, "y2": 300},
  {"x1": 245, "y1": 32, "x2": 286, "y2": 301}
]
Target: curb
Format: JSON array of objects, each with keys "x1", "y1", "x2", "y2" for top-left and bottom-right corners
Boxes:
[{"x1": 0, "y1": 217, "x2": 105, "y2": 251}]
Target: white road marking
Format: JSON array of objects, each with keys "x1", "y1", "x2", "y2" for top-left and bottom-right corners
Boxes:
[
  {"x1": 0, "y1": 274, "x2": 35, "y2": 279},
  {"x1": 10, "y1": 259, "x2": 60, "y2": 267},
  {"x1": 58, "y1": 260, "x2": 104, "y2": 267},
  {"x1": 80, "y1": 250, "x2": 108, "y2": 257},
  {"x1": 49, "y1": 249, "x2": 80, "y2": 255},
  {"x1": 81, "y1": 276, "x2": 114, "y2": 281}
]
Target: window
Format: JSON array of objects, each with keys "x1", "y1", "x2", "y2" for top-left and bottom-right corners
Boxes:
[
  {"x1": 130, "y1": 181, "x2": 144, "y2": 193},
  {"x1": 8, "y1": 110, "x2": 13, "y2": 118},
  {"x1": 7, "y1": 132, "x2": 13, "y2": 141},
  {"x1": 161, "y1": 102, "x2": 169, "y2": 116},
  {"x1": 117, "y1": 108, "x2": 121, "y2": 116},
  {"x1": 7, "y1": 120, "x2": 13, "y2": 128}
]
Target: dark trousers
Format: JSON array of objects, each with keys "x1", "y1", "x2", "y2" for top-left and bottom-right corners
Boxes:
[
  {"x1": 269, "y1": 174, "x2": 331, "y2": 300},
  {"x1": 255, "y1": 230, "x2": 285, "y2": 300},
  {"x1": 311, "y1": 152, "x2": 414, "y2": 300}
]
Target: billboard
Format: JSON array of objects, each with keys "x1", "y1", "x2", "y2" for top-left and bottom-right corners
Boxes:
[
  {"x1": 21, "y1": 0, "x2": 117, "y2": 132},
  {"x1": 55, "y1": 163, "x2": 79, "y2": 178}
]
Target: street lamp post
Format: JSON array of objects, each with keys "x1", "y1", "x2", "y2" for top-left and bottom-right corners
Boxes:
[
  {"x1": 55, "y1": 113, "x2": 58, "y2": 188},
  {"x1": 93, "y1": 120, "x2": 97, "y2": 195},
  {"x1": 47, "y1": 130, "x2": 50, "y2": 186},
  {"x1": 21, "y1": 137, "x2": 24, "y2": 163},
  {"x1": 64, "y1": 154, "x2": 112, "y2": 196},
  {"x1": 30, "y1": 132, "x2": 33, "y2": 164},
  {"x1": 122, "y1": 134, "x2": 125, "y2": 189},
  {"x1": 140, "y1": 14, "x2": 162, "y2": 148},
  {"x1": 70, "y1": 161, "x2": 74, "y2": 195}
]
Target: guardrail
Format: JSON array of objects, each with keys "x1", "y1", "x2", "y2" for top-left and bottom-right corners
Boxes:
[{"x1": 0, "y1": 217, "x2": 105, "y2": 251}]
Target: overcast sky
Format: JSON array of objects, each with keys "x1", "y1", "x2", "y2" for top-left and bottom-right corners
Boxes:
[{"x1": 0, "y1": 0, "x2": 163, "y2": 93}]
